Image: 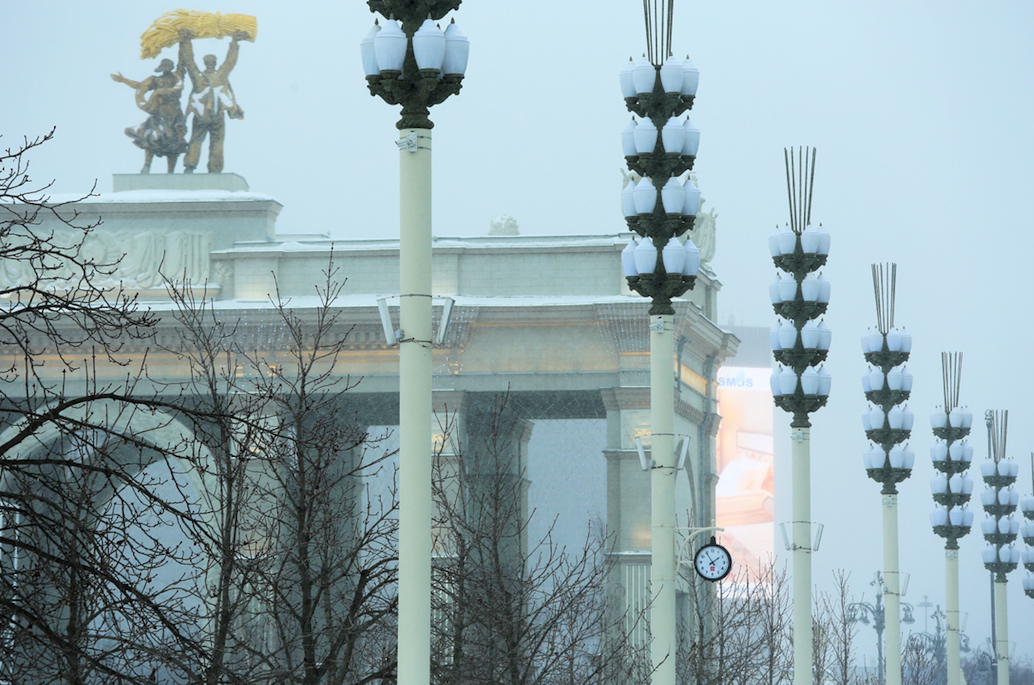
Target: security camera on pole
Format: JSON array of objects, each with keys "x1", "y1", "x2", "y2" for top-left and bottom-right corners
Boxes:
[
  {"x1": 928, "y1": 352, "x2": 974, "y2": 685},
  {"x1": 860, "y1": 263, "x2": 915, "y2": 685},
  {"x1": 767, "y1": 147, "x2": 831, "y2": 685}
]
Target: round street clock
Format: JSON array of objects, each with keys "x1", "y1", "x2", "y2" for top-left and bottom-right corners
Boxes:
[{"x1": 694, "y1": 536, "x2": 732, "y2": 582}]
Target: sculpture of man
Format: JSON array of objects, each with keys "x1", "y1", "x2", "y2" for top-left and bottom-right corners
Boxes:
[
  {"x1": 111, "y1": 58, "x2": 187, "y2": 173},
  {"x1": 177, "y1": 29, "x2": 246, "y2": 174}
]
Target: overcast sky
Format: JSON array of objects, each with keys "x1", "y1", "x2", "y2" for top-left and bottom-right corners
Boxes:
[{"x1": 6, "y1": 0, "x2": 1034, "y2": 666}]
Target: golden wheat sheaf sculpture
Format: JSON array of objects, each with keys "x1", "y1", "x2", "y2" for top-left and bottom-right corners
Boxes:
[{"x1": 140, "y1": 10, "x2": 257, "y2": 59}]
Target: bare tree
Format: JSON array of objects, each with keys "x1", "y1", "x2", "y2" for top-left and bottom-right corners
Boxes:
[
  {"x1": 430, "y1": 392, "x2": 643, "y2": 685},
  {"x1": 818, "y1": 570, "x2": 859, "y2": 685}
]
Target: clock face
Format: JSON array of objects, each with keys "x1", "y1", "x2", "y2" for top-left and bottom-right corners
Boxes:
[{"x1": 694, "y1": 541, "x2": 732, "y2": 582}]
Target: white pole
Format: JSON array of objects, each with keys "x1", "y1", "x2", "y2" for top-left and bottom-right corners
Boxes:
[
  {"x1": 651, "y1": 314, "x2": 676, "y2": 685},
  {"x1": 946, "y1": 549, "x2": 961, "y2": 685},
  {"x1": 792, "y1": 426, "x2": 812, "y2": 685},
  {"x1": 995, "y1": 579, "x2": 1009, "y2": 685},
  {"x1": 397, "y1": 127, "x2": 433, "y2": 685},
  {"x1": 883, "y1": 495, "x2": 901, "y2": 685}
]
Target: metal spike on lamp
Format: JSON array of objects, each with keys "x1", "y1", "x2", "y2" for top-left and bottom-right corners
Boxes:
[
  {"x1": 980, "y1": 410, "x2": 1019, "y2": 685},
  {"x1": 361, "y1": 5, "x2": 468, "y2": 685},
  {"x1": 860, "y1": 263, "x2": 914, "y2": 685},
  {"x1": 928, "y1": 352, "x2": 973, "y2": 685},
  {"x1": 767, "y1": 147, "x2": 830, "y2": 685}
]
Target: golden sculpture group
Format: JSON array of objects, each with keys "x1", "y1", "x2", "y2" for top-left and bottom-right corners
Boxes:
[{"x1": 112, "y1": 10, "x2": 256, "y2": 174}]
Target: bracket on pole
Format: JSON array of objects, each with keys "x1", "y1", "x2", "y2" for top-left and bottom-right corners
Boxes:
[{"x1": 396, "y1": 131, "x2": 419, "y2": 152}]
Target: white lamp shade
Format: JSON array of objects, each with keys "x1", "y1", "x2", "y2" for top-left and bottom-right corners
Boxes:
[
  {"x1": 660, "y1": 55, "x2": 684, "y2": 93},
  {"x1": 949, "y1": 441, "x2": 963, "y2": 461},
  {"x1": 949, "y1": 507, "x2": 963, "y2": 526},
  {"x1": 961, "y1": 473, "x2": 974, "y2": 494},
  {"x1": 778, "y1": 321, "x2": 797, "y2": 350},
  {"x1": 982, "y1": 545, "x2": 998, "y2": 564},
  {"x1": 1010, "y1": 545, "x2": 1022, "y2": 563},
  {"x1": 816, "y1": 225, "x2": 831, "y2": 254},
  {"x1": 861, "y1": 410, "x2": 872, "y2": 431},
  {"x1": 889, "y1": 445, "x2": 905, "y2": 468},
  {"x1": 962, "y1": 508, "x2": 974, "y2": 526},
  {"x1": 930, "y1": 441, "x2": 947, "y2": 462},
  {"x1": 1008, "y1": 460, "x2": 1020, "y2": 477},
  {"x1": 930, "y1": 507, "x2": 948, "y2": 527},
  {"x1": 1021, "y1": 496, "x2": 1034, "y2": 513},
  {"x1": 680, "y1": 56, "x2": 699, "y2": 96},
  {"x1": 948, "y1": 408, "x2": 965, "y2": 428},
  {"x1": 661, "y1": 117, "x2": 685, "y2": 155},
  {"x1": 778, "y1": 273, "x2": 797, "y2": 302},
  {"x1": 901, "y1": 367, "x2": 913, "y2": 391},
  {"x1": 899, "y1": 329, "x2": 912, "y2": 353},
  {"x1": 442, "y1": 20, "x2": 470, "y2": 75},
  {"x1": 413, "y1": 18, "x2": 445, "y2": 71},
  {"x1": 619, "y1": 58, "x2": 637, "y2": 98},
  {"x1": 768, "y1": 229, "x2": 782, "y2": 258},
  {"x1": 682, "y1": 239, "x2": 700, "y2": 276},
  {"x1": 887, "y1": 328, "x2": 903, "y2": 351},
  {"x1": 886, "y1": 367, "x2": 903, "y2": 391},
  {"x1": 869, "y1": 369, "x2": 885, "y2": 391},
  {"x1": 769, "y1": 276, "x2": 782, "y2": 304},
  {"x1": 374, "y1": 19, "x2": 407, "y2": 73},
  {"x1": 770, "y1": 324, "x2": 782, "y2": 351},
  {"x1": 948, "y1": 473, "x2": 963, "y2": 494},
  {"x1": 682, "y1": 119, "x2": 700, "y2": 156},
  {"x1": 860, "y1": 333, "x2": 872, "y2": 354},
  {"x1": 777, "y1": 230, "x2": 796, "y2": 255},
  {"x1": 982, "y1": 517, "x2": 998, "y2": 534},
  {"x1": 661, "y1": 238, "x2": 686, "y2": 274},
  {"x1": 902, "y1": 406, "x2": 915, "y2": 430},
  {"x1": 817, "y1": 320, "x2": 832, "y2": 350},
  {"x1": 621, "y1": 118, "x2": 639, "y2": 157},
  {"x1": 869, "y1": 406, "x2": 886, "y2": 430},
  {"x1": 1010, "y1": 489, "x2": 1021, "y2": 505},
  {"x1": 930, "y1": 408, "x2": 948, "y2": 429},
  {"x1": 778, "y1": 366, "x2": 798, "y2": 395},
  {"x1": 681, "y1": 179, "x2": 701, "y2": 216},
  {"x1": 863, "y1": 448, "x2": 873, "y2": 470},
  {"x1": 801, "y1": 225, "x2": 819, "y2": 254},
  {"x1": 1022, "y1": 519, "x2": 1034, "y2": 538},
  {"x1": 633, "y1": 237, "x2": 658, "y2": 274},
  {"x1": 903, "y1": 445, "x2": 916, "y2": 470},
  {"x1": 661, "y1": 177, "x2": 684, "y2": 214},
  {"x1": 868, "y1": 329, "x2": 884, "y2": 353},
  {"x1": 871, "y1": 446, "x2": 886, "y2": 469},
  {"x1": 621, "y1": 181, "x2": 637, "y2": 217},
  {"x1": 888, "y1": 405, "x2": 905, "y2": 430},
  {"x1": 361, "y1": 22, "x2": 381, "y2": 76},
  {"x1": 801, "y1": 321, "x2": 819, "y2": 349},
  {"x1": 980, "y1": 460, "x2": 997, "y2": 478},
  {"x1": 633, "y1": 118, "x2": 658, "y2": 155},
  {"x1": 817, "y1": 274, "x2": 831, "y2": 303},
  {"x1": 861, "y1": 372, "x2": 872, "y2": 392},
  {"x1": 801, "y1": 275, "x2": 820, "y2": 302},
  {"x1": 814, "y1": 364, "x2": 831, "y2": 397},
  {"x1": 980, "y1": 488, "x2": 997, "y2": 506},
  {"x1": 633, "y1": 177, "x2": 657, "y2": 214},
  {"x1": 621, "y1": 240, "x2": 638, "y2": 277},
  {"x1": 801, "y1": 366, "x2": 819, "y2": 395},
  {"x1": 959, "y1": 441, "x2": 972, "y2": 462},
  {"x1": 632, "y1": 55, "x2": 655, "y2": 94},
  {"x1": 931, "y1": 474, "x2": 948, "y2": 495},
  {"x1": 770, "y1": 372, "x2": 782, "y2": 396}
]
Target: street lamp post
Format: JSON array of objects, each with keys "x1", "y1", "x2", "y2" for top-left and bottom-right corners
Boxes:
[
  {"x1": 1022, "y1": 457, "x2": 1034, "y2": 601},
  {"x1": 928, "y1": 352, "x2": 975, "y2": 685},
  {"x1": 979, "y1": 410, "x2": 1020, "y2": 685},
  {"x1": 907, "y1": 605, "x2": 969, "y2": 676},
  {"x1": 361, "y1": 5, "x2": 469, "y2": 685},
  {"x1": 860, "y1": 263, "x2": 915, "y2": 685},
  {"x1": 848, "y1": 572, "x2": 916, "y2": 685},
  {"x1": 767, "y1": 146, "x2": 831, "y2": 685},
  {"x1": 617, "y1": 5, "x2": 702, "y2": 685}
]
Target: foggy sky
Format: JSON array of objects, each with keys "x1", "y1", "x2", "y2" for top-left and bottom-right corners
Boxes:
[{"x1": 6, "y1": 0, "x2": 1034, "y2": 666}]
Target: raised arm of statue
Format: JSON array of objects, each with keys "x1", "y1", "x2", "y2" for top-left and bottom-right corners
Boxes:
[
  {"x1": 218, "y1": 34, "x2": 244, "y2": 79},
  {"x1": 111, "y1": 72, "x2": 142, "y2": 90},
  {"x1": 177, "y1": 31, "x2": 199, "y2": 84}
]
